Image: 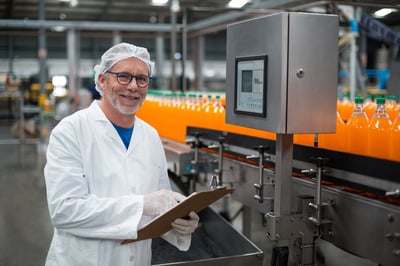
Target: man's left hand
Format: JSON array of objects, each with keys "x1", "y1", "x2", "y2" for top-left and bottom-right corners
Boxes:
[{"x1": 171, "y1": 211, "x2": 199, "y2": 236}]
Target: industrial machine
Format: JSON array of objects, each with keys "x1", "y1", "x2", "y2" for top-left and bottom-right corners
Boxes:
[
  {"x1": 225, "y1": 11, "x2": 338, "y2": 265},
  {"x1": 150, "y1": 12, "x2": 400, "y2": 266}
]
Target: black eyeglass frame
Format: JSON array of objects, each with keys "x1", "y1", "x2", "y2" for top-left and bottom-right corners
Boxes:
[{"x1": 106, "y1": 71, "x2": 152, "y2": 88}]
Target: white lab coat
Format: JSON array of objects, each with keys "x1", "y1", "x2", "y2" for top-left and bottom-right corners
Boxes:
[{"x1": 44, "y1": 100, "x2": 190, "y2": 266}]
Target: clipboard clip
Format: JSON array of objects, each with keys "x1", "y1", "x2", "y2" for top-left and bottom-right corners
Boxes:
[{"x1": 209, "y1": 175, "x2": 226, "y2": 190}]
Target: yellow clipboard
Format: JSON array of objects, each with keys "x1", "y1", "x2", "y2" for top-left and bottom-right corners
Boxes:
[{"x1": 122, "y1": 187, "x2": 235, "y2": 244}]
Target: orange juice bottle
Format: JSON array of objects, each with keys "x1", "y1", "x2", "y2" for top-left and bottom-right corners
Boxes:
[
  {"x1": 159, "y1": 93, "x2": 173, "y2": 138},
  {"x1": 202, "y1": 95, "x2": 214, "y2": 130},
  {"x1": 385, "y1": 95, "x2": 397, "y2": 122},
  {"x1": 185, "y1": 93, "x2": 196, "y2": 126},
  {"x1": 169, "y1": 92, "x2": 182, "y2": 142},
  {"x1": 390, "y1": 109, "x2": 400, "y2": 161},
  {"x1": 363, "y1": 94, "x2": 376, "y2": 120},
  {"x1": 193, "y1": 94, "x2": 203, "y2": 128},
  {"x1": 346, "y1": 97, "x2": 369, "y2": 156},
  {"x1": 367, "y1": 97, "x2": 392, "y2": 160},
  {"x1": 212, "y1": 95, "x2": 226, "y2": 132},
  {"x1": 177, "y1": 92, "x2": 188, "y2": 143},
  {"x1": 318, "y1": 111, "x2": 346, "y2": 151},
  {"x1": 337, "y1": 92, "x2": 354, "y2": 122}
]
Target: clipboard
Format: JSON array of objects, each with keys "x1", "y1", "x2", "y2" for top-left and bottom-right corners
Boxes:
[{"x1": 121, "y1": 187, "x2": 235, "y2": 244}]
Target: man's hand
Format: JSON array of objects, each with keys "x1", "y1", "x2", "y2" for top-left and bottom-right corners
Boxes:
[
  {"x1": 171, "y1": 211, "x2": 199, "y2": 236},
  {"x1": 143, "y1": 189, "x2": 186, "y2": 216}
]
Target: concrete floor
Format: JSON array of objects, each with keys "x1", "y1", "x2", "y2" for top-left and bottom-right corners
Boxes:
[
  {"x1": 0, "y1": 142, "x2": 52, "y2": 266},
  {"x1": 0, "y1": 121, "x2": 272, "y2": 266}
]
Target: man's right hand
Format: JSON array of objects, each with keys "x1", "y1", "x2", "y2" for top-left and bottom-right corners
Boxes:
[{"x1": 143, "y1": 189, "x2": 186, "y2": 216}]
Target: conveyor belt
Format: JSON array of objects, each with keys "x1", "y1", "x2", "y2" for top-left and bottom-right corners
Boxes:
[{"x1": 186, "y1": 126, "x2": 400, "y2": 206}]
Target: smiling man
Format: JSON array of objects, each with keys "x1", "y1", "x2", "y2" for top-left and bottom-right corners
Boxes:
[{"x1": 44, "y1": 43, "x2": 199, "y2": 266}]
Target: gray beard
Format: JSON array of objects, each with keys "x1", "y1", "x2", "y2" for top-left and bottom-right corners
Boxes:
[{"x1": 106, "y1": 93, "x2": 143, "y2": 116}]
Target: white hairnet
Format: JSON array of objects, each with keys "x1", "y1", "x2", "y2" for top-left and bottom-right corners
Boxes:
[{"x1": 93, "y1": 42, "x2": 155, "y2": 95}]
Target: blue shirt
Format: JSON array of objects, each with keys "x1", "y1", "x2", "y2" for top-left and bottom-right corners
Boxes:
[{"x1": 112, "y1": 122, "x2": 134, "y2": 149}]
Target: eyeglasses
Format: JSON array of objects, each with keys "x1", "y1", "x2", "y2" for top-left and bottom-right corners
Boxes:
[{"x1": 106, "y1": 71, "x2": 151, "y2": 88}]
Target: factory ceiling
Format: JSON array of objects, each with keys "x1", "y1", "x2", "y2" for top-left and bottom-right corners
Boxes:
[{"x1": 0, "y1": 0, "x2": 399, "y2": 34}]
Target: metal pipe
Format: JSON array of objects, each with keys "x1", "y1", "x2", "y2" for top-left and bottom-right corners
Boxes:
[
  {"x1": 155, "y1": 33, "x2": 165, "y2": 89},
  {"x1": 170, "y1": 0, "x2": 179, "y2": 92},
  {"x1": 181, "y1": 7, "x2": 187, "y2": 92},
  {"x1": 38, "y1": 0, "x2": 47, "y2": 97},
  {"x1": 193, "y1": 36, "x2": 204, "y2": 90},
  {"x1": 0, "y1": 19, "x2": 175, "y2": 32},
  {"x1": 112, "y1": 31, "x2": 121, "y2": 45},
  {"x1": 7, "y1": 35, "x2": 13, "y2": 72},
  {"x1": 67, "y1": 28, "x2": 78, "y2": 99}
]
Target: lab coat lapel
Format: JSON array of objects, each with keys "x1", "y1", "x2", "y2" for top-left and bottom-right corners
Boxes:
[
  {"x1": 88, "y1": 101, "x2": 123, "y2": 145},
  {"x1": 127, "y1": 118, "x2": 144, "y2": 153}
]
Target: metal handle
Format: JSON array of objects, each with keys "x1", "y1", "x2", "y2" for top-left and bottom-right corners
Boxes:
[{"x1": 248, "y1": 145, "x2": 271, "y2": 203}]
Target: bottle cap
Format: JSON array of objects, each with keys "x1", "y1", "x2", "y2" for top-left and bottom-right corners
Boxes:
[
  {"x1": 355, "y1": 97, "x2": 364, "y2": 104},
  {"x1": 376, "y1": 98, "x2": 386, "y2": 105}
]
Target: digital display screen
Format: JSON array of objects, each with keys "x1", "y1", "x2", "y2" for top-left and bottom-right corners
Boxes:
[
  {"x1": 234, "y1": 55, "x2": 267, "y2": 117},
  {"x1": 241, "y1": 70, "x2": 253, "y2": 92}
]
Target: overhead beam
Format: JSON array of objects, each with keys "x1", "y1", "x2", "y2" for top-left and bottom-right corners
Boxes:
[{"x1": 0, "y1": 19, "x2": 175, "y2": 32}]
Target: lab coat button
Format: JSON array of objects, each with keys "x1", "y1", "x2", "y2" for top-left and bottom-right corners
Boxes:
[{"x1": 130, "y1": 255, "x2": 134, "y2": 261}]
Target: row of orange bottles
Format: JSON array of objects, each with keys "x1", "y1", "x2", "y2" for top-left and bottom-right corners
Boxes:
[
  {"x1": 138, "y1": 92, "x2": 227, "y2": 143},
  {"x1": 140, "y1": 91, "x2": 399, "y2": 161},
  {"x1": 138, "y1": 91, "x2": 277, "y2": 143},
  {"x1": 320, "y1": 97, "x2": 400, "y2": 161},
  {"x1": 338, "y1": 93, "x2": 399, "y2": 122}
]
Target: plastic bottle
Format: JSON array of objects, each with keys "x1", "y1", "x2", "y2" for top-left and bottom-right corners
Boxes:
[
  {"x1": 345, "y1": 97, "x2": 369, "y2": 156},
  {"x1": 390, "y1": 109, "x2": 400, "y2": 161},
  {"x1": 318, "y1": 111, "x2": 346, "y2": 151},
  {"x1": 202, "y1": 95, "x2": 214, "y2": 130},
  {"x1": 193, "y1": 93, "x2": 203, "y2": 128},
  {"x1": 337, "y1": 92, "x2": 354, "y2": 122},
  {"x1": 212, "y1": 95, "x2": 226, "y2": 132},
  {"x1": 385, "y1": 95, "x2": 398, "y2": 122},
  {"x1": 177, "y1": 92, "x2": 188, "y2": 143},
  {"x1": 363, "y1": 94, "x2": 376, "y2": 120},
  {"x1": 367, "y1": 97, "x2": 392, "y2": 160},
  {"x1": 158, "y1": 92, "x2": 171, "y2": 138},
  {"x1": 169, "y1": 92, "x2": 182, "y2": 142}
]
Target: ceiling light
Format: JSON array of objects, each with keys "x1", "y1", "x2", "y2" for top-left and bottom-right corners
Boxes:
[
  {"x1": 228, "y1": 0, "x2": 250, "y2": 8},
  {"x1": 373, "y1": 8, "x2": 396, "y2": 18},
  {"x1": 152, "y1": 0, "x2": 168, "y2": 6},
  {"x1": 51, "y1": 26, "x2": 67, "y2": 32},
  {"x1": 58, "y1": 0, "x2": 78, "y2": 7}
]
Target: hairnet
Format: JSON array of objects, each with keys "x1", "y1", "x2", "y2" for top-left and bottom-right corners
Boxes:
[{"x1": 93, "y1": 42, "x2": 155, "y2": 95}]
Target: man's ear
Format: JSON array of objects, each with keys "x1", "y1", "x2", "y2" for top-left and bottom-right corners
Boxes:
[{"x1": 98, "y1": 73, "x2": 106, "y2": 90}]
